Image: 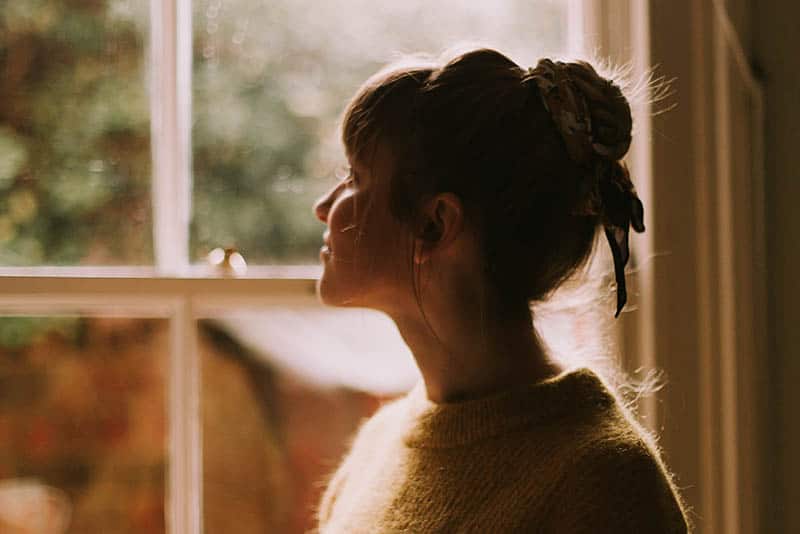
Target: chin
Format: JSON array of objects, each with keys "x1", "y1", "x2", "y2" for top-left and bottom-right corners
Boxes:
[
  {"x1": 315, "y1": 274, "x2": 357, "y2": 307},
  {"x1": 315, "y1": 277, "x2": 335, "y2": 306}
]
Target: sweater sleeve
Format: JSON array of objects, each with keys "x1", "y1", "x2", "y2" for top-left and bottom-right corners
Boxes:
[
  {"x1": 315, "y1": 414, "x2": 372, "y2": 530},
  {"x1": 541, "y1": 442, "x2": 690, "y2": 534},
  {"x1": 316, "y1": 462, "x2": 347, "y2": 529},
  {"x1": 314, "y1": 407, "x2": 391, "y2": 531}
]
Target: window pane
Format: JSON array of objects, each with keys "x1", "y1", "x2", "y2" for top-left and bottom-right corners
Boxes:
[
  {"x1": 200, "y1": 301, "x2": 418, "y2": 533},
  {"x1": 0, "y1": 2, "x2": 152, "y2": 266},
  {"x1": 0, "y1": 316, "x2": 167, "y2": 533},
  {"x1": 191, "y1": 0, "x2": 569, "y2": 264}
]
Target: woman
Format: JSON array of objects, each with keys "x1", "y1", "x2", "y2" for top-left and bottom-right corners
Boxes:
[{"x1": 312, "y1": 48, "x2": 689, "y2": 533}]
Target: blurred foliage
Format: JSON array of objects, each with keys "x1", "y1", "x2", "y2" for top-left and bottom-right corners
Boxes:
[
  {"x1": 0, "y1": 316, "x2": 81, "y2": 350},
  {"x1": 0, "y1": 0, "x2": 152, "y2": 266},
  {"x1": 191, "y1": 0, "x2": 567, "y2": 262},
  {"x1": 0, "y1": 0, "x2": 565, "y2": 265},
  {"x1": 0, "y1": 316, "x2": 167, "y2": 532}
]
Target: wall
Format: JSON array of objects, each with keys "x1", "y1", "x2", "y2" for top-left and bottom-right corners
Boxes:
[
  {"x1": 753, "y1": 2, "x2": 800, "y2": 533},
  {"x1": 643, "y1": 1, "x2": 800, "y2": 532}
]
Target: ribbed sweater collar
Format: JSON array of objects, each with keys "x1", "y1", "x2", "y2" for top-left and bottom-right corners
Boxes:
[{"x1": 401, "y1": 367, "x2": 615, "y2": 448}]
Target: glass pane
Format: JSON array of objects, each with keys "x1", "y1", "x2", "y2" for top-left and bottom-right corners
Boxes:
[
  {"x1": 0, "y1": 316, "x2": 167, "y2": 533},
  {"x1": 191, "y1": 0, "x2": 569, "y2": 264},
  {"x1": 0, "y1": 2, "x2": 152, "y2": 266},
  {"x1": 200, "y1": 300, "x2": 418, "y2": 533}
]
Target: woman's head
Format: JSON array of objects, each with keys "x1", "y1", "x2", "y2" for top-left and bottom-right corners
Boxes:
[{"x1": 315, "y1": 48, "x2": 643, "y2": 316}]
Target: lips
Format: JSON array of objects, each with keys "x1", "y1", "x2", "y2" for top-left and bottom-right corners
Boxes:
[{"x1": 320, "y1": 231, "x2": 331, "y2": 260}]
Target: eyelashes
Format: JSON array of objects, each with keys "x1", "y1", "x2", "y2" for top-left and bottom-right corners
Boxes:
[
  {"x1": 334, "y1": 164, "x2": 353, "y2": 182},
  {"x1": 333, "y1": 164, "x2": 359, "y2": 187}
]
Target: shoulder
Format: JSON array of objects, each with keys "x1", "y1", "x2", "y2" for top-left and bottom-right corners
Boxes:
[
  {"x1": 540, "y1": 409, "x2": 690, "y2": 533},
  {"x1": 315, "y1": 390, "x2": 413, "y2": 527},
  {"x1": 348, "y1": 391, "x2": 412, "y2": 452}
]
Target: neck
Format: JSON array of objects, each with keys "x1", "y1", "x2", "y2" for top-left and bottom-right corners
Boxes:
[{"x1": 389, "y1": 299, "x2": 563, "y2": 404}]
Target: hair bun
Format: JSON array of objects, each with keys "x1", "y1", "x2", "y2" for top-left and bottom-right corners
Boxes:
[
  {"x1": 568, "y1": 62, "x2": 632, "y2": 161},
  {"x1": 527, "y1": 58, "x2": 641, "y2": 316},
  {"x1": 527, "y1": 59, "x2": 632, "y2": 164}
]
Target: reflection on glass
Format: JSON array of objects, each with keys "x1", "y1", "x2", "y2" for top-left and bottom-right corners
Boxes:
[
  {"x1": 191, "y1": 0, "x2": 568, "y2": 264},
  {"x1": 0, "y1": 317, "x2": 167, "y2": 533},
  {"x1": 200, "y1": 301, "x2": 418, "y2": 533},
  {"x1": 0, "y1": 2, "x2": 152, "y2": 266}
]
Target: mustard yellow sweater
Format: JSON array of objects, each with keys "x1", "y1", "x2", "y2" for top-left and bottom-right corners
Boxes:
[{"x1": 315, "y1": 368, "x2": 689, "y2": 533}]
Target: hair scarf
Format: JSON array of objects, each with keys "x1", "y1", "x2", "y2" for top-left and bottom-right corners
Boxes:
[{"x1": 527, "y1": 59, "x2": 645, "y2": 317}]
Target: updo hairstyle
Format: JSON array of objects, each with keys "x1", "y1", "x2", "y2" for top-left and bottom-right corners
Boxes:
[{"x1": 342, "y1": 48, "x2": 643, "y2": 315}]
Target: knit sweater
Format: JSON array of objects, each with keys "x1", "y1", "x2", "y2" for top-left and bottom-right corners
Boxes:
[{"x1": 315, "y1": 367, "x2": 689, "y2": 533}]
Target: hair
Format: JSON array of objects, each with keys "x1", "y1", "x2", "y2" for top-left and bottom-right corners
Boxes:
[{"x1": 341, "y1": 48, "x2": 639, "y2": 314}]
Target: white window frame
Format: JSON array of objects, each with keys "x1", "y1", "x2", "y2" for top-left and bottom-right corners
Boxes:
[{"x1": 0, "y1": 2, "x2": 594, "y2": 533}]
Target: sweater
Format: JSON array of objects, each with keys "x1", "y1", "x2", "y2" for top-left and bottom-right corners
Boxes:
[{"x1": 315, "y1": 367, "x2": 689, "y2": 533}]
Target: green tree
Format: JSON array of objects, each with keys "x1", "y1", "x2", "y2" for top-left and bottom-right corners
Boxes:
[{"x1": 0, "y1": 1, "x2": 152, "y2": 265}]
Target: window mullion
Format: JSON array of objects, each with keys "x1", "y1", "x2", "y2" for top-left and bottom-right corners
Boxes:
[
  {"x1": 168, "y1": 298, "x2": 203, "y2": 534},
  {"x1": 151, "y1": 0, "x2": 192, "y2": 276},
  {"x1": 151, "y1": 1, "x2": 198, "y2": 533}
]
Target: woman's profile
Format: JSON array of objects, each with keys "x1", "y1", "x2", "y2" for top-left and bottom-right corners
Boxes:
[{"x1": 312, "y1": 48, "x2": 689, "y2": 533}]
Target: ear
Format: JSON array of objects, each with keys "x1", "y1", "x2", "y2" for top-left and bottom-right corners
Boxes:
[{"x1": 413, "y1": 192, "x2": 465, "y2": 265}]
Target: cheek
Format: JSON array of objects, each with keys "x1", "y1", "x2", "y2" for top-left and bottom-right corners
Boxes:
[
  {"x1": 368, "y1": 218, "x2": 414, "y2": 278},
  {"x1": 327, "y1": 197, "x2": 358, "y2": 243}
]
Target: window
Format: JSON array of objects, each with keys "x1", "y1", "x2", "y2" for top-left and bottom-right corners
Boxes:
[{"x1": 0, "y1": 1, "x2": 578, "y2": 532}]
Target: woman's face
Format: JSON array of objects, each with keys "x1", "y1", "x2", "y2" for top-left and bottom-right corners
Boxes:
[{"x1": 313, "y1": 144, "x2": 413, "y2": 311}]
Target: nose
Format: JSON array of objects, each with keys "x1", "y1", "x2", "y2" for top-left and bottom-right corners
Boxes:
[{"x1": 313, "y1": 184, "x2": 337, "y2": 223}]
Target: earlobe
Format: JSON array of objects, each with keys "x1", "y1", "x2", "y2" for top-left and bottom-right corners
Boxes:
[{"x1": 413, "y1": 237, "x2": 431, "y2": 265}]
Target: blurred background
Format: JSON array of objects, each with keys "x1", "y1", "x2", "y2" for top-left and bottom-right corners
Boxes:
[{"x1": 0, "y1": 1, "x2": 797, "y2": 533}]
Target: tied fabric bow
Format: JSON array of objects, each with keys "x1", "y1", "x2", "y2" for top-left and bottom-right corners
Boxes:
[{"x1": 527, "y1": 59, "x2": 645, "y2": 317}]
